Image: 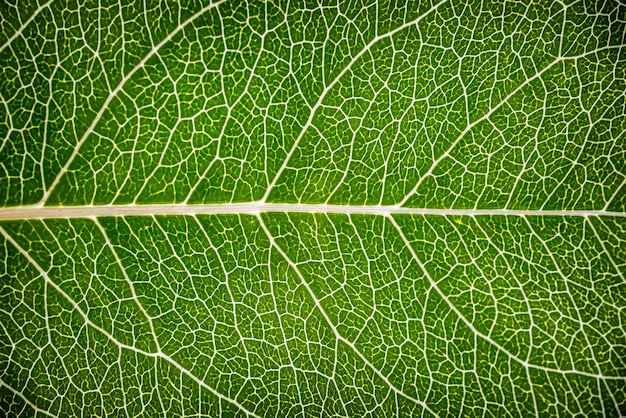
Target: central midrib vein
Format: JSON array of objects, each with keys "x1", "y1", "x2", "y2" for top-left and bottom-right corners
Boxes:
[{"x1": 0, "y1": 203, "x2": 623, "y2": 220}]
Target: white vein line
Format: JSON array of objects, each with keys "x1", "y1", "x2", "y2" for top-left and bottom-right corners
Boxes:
[
  {"x1": 397, "y1": 44, "x2": 626, "y2": 208},
  {"x1": 38, "y1": 0, "x2": 228, "y2": 205},
  {"x1": 523, "y1": 217, "x2": 607, "y2": 378},
  {"x1": 606, "y1": 177, "x2": 626, "y2": 212},
  {"x1": 264, "y1": 243, "x2": 307, "y2": 418},
  {"x1": 255, "y1": 214, "x2": 441, "y2": 418},
  {"x1": 387, "y1": 216, "x2": 626, "y2": 381},
  {"x1": 0, "y1": 378, "x2": 58, "y2": 418},
  {"x1": 261, "y1": 0, "x2": 449, "y2": 202},
  {"x1": 396, "y1": 61, "x2": 560, "y2": 207},
  {"x1": 0, "y1": 204, "x2": 624, "y2": 220},
  {"x1": 586, "y1": 217, "x2": 626, "y2": 284},
  {"x1": 0, "y1": 226, "x2": 261, "y2": 418},
  {"x1": 93, "y1": 218, "x2": 162, "y2": 352},
  {"x1": 0, "y1": 0, "x2": 55, "y2": 54}
]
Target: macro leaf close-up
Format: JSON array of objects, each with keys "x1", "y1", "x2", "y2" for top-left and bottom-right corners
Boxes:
[{"x1": 0, "y1": 0, "x2": 625, "y2": 416}]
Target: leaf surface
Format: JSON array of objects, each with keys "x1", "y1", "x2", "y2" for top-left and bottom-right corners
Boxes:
[{"x1": 0, "y1": 0, "x2": 625, "y2": 416}]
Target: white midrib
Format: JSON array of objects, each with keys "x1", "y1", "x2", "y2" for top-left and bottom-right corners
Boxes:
[{"x1": 0, "y1": 203, "x2": 623, "y2": 220}]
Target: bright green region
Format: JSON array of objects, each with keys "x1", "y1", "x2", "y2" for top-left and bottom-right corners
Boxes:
[{"x1": 1, "y1": 214, "x2": 625, "y2": 416}]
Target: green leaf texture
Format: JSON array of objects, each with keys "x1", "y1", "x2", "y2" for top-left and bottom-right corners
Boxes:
[{"x1": 0, "y1": 0, "x2": 625, "y2": 416}]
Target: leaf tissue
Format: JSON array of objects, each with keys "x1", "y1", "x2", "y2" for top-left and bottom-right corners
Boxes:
[{"x1": 0, "y1": 0, "x2": 625, "y2": 416}]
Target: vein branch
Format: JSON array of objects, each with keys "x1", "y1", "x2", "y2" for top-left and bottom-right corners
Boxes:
[{"x1": 0, "y1": 226, "x2": 261, "y2": 418}]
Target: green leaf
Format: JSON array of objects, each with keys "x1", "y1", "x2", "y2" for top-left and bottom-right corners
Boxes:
[{"x1": 1, "y1": 0, "x2": 625, "y2": 416}]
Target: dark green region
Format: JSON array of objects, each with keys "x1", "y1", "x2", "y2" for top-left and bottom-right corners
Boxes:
[{"x1": 0, "y1": 0, "x2": 623, "y2": 209}]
